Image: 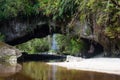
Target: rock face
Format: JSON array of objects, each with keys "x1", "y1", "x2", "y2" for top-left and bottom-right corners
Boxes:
[
  {"x1": 0, "y1": 15, "x2": 61, "y2": 45},
  {"x1": 0, "y1": 14, "x2": 119, "y2": 57},
  {"x1": 0, "y1": 15, "x2": 48, "y2": 45},
  {"x1": 0, "y1": 42, "x2": 21, "y2": 62},
  {"x1": 73, "y1": 21, "x2": 120, "y2": 57}
]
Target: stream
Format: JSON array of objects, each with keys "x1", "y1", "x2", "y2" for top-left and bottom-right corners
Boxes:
[{"x1": 0, "y1": 61, "x2": 120, "y2": 80}]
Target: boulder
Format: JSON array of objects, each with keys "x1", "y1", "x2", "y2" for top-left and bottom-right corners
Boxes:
[
  {"x1": 0, "y1": 42, "x2": 22, "y2": 62},
  {"x1": 65, "y1": 55, "x2": 83, "y2": 62}
]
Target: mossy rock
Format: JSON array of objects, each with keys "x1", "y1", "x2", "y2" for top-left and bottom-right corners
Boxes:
[{"x1": 0, "y1": 42, "x2": 22, "y2": 62}]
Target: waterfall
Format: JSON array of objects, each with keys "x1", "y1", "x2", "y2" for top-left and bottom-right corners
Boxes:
[
  {"x1": 49, "y1": 34, "x2": 59, "y2": 54},
  {"x1": 51, "y1": 34, "x2": 58, "y2": 50}
]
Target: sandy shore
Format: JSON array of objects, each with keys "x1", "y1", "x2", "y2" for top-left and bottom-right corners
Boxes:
[{"x1": 47, "y1": 58, "x2": 120, "y2": 75}]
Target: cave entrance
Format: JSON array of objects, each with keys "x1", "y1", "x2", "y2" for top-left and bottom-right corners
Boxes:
[
  {"x1": 80, "y1": 38, "x2": 104, "y2": 58},
  {"x1": 16, "y1": 34, "x2": 104, "y2": 58}
]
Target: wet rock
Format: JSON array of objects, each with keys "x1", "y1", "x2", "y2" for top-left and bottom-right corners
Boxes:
[{"x1": 0, "y1": 63, "x2": 22, "y2": 77}]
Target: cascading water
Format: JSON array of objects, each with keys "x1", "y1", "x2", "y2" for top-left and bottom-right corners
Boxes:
[{"x1": 49, "y1": 34, "x2": 59, "y2": 54}]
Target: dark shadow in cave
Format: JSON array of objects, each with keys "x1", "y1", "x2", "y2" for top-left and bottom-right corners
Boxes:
[
  {"x1": 6, "y1": 23, "x2": 50, "y2": 45},
  {"x1": 6, "y1": 23, "x2": 62, "y2": 45},
  {"x1": 80, "y1": 38, "x2": 104, "y2": 58}
]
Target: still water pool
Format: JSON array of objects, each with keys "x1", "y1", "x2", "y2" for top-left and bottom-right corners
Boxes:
[{"x1": 0, "y1": 61, "x2": 120, "y2": 80}]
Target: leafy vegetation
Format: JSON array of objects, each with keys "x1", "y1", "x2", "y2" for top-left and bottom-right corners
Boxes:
[
  {"x1": 105, "y1": 27, "x2": 120, "y2": 39},
  {"x1": 0, "y1": 0, "x2": 120, "y2": 55},
  {"x1": 38, "y1": 0, "x2": 120, "y2": 39},
  {"x1": 76, "y1": 0, "x2": 120, "y2": 39},
  {"x1": 0, "y1": 33, "x2": 5, "y2": 41},
  {"x1": 1, "y1": 0, "x2": 119, "y2": 37},
  {"x1": 0, "y1": 0, "x2": 78, "y2": 21},
  {"x1": 16, "y1": 38, "x2": 49, "y2": 54},
  {"x1": 16, "y1": 34, "x2": 85, "y2": 55},
  {"x1": 0, "y1": 0, "x2": 40, "y2": 20},
  {"x1": 56, "y1": 34, "x2": 85, "y2": 55},
  {"x1": 39, "y1": 0, "x2": 77, "y2": 20}
]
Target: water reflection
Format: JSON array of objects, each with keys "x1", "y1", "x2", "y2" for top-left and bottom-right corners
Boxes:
[
  {"x1": 51, "y1": 65, "x2": 57, "y2": 80},
  {"x1": 22, "y1": 62, "x2": 51, "y2": 80},
  {"x1": 0, "y1": 62, "x2": 120, "y2": 80},
  {"x1": 0, "y1": 62, "x2": 22, "y2": 77}
]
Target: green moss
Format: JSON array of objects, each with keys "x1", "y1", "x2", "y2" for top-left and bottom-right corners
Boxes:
[
  {"x1": 0, "y1": 55, "x2": 12, "y2": 62},
  {"x1": 16, "y1": 38, "x2": 49, "y2": 54}
]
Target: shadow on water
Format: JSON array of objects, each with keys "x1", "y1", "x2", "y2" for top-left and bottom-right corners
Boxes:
[
  {"x1": 0, "y1": 61, "x2": 120, "y2": 80},
  {"x1": 17, "y1": 52, "x2": 66, "y2": 62}
]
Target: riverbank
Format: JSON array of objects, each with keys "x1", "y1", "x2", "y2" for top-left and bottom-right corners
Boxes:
[{"x1": 47, "y1": 58, "x2": 120, "y2": 75}]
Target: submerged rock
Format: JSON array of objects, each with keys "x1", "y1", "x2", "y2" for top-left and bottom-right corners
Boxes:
[{"x1": 0, "y1": 42, "x2": 22, "y2": 62}]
